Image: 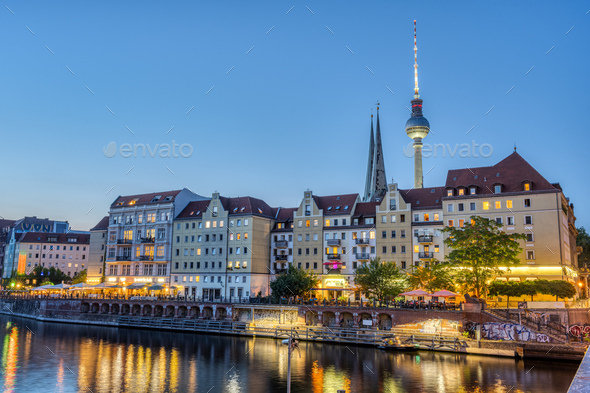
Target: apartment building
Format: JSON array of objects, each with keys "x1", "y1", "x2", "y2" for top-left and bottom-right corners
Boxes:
[
  {"x1": 105, "y1": 188, "x2": 206, "y2": 286},
  {"x1": 170, "y1": 193, "x2": 275, "y2": 300},
  {"x1": 442, "y1": 152, "x2": 580, "y2": 284},
  {"x1": 12, "y1": 232, "x2": 90, "y2": 278},
  {"x1": 88, "y1": 216, "x2": 109, "y2": 284}
]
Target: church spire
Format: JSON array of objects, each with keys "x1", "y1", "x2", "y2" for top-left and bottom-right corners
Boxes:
[
  {"x1": 363, "y1": 114, "x2": 375, "y2": 202},
  {"x1": 369, "y1": 103, "x2": 387, "y2": 201}
]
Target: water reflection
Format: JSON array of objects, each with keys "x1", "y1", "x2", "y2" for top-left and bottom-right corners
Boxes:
[{"x1": 0, "y1": 315, "x2": 579, "y2": 393}]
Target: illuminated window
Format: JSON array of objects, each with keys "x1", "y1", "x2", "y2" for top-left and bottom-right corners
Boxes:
[
  {"x1": 433, "y1": 213, "x2": 439, "y2": 221},
  {"x1": 434, "y1": 245, "x2": 440, "y2": 252},
  {"x1": 458, "y1": 188, "x2": 465, "y2": 195},
  {"x1": 219, "y1": 221, "x2": 224, "y2": 227},
  {"x1": 205, "y1": 221, "x2": 210, "y2": 228},
  {"x1": 507, "y1": 200, "x2": 513, "y2": 209},
  {"x1": 495, "y1": 201, "x2": 501, "y2": 209},
  {"x1": 212, "y1": 221, "x2": 217, "y2": 228},
  {"x1": 306, "y1": 220, "x2": 310, "y2": 227},
  {"x1": 277, "y1": 223, "x2": 284, "y2": 229},
  {"x1": 243, "y1": 261, "x2": 247, "y2": 268},
  {"x1": 244, "y1": 233, "x2": 248, "y2": 240},
  {"x1": 197, "y1": 248, "x2": 201, "y2": 256},
  {"x1": 424, "y1": 214, "x2": 430, "y2": 222},
  {"x1": 483, "y1": 202, "x2": 490, "y2": 210},
  {"x1": 524, "y1": 182, "x2": 531, "y2": 191},
  {"x1": 526, "y1": 250, "x2": 535, "y2": 260},
  {"x1": 414, "y1": 245, "x2": 419, "y2": 253},
  {"x1": 369, "y1": 231, "x2": 375, "y2": 239},
  {"x1": 459, "y1": 219, "x2": 465, "y2": 228},
  {"x1": 237, "y1": 233, "x2": 241, "y2": 240},
  {"x1": 447, "y1": 189, "x2": 453, "y2": 196},
  {"x1": 325, "y1": 219, "x2": 330, "y2": 227},
  {"x1": 391, "y1": 215, "x2": 396, "y2": 223},
  {"x1": 313, "y1": 220, "x2": 318, "y2": 227},
  {"x1": 448, "y1": 220, "x2": 454, "y2": 227}
]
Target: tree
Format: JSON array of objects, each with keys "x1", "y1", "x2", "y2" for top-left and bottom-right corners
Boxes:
[
  {"x1": 443, "y1": 216, "x2": 526, "y2": 298},
  {"x1": 577, "y1": 227, "x2": 590, "y2": 269},
  {"x1": 26, "y1": 266, "x2": 71, "y2": 286},
  {"x1": 72, "y1": 269, "x2": 87, "y2": 284},
  {"x1": 534, "y1": 279, "x2": 577, "y2": 301},
  {"x1": 270, "y1": 265, "x2": 319, "y2": 300},
  {"x1": 488, "y1": 281, "x2": 524, "y2": 306},
  {"x1": 407, "y1": 262, "x2": 456, "y2": 292},
  {"x1": 520, "y1": 280, "x2": 539, "y2": 301},
  {"x1": 354, "y1": 258, "x2": 408, "y2": 300}
]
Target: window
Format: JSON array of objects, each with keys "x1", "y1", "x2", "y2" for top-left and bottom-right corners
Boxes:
[
  {"x1": 507, "y1": 216, "x2": 514, "y2": 225},
  {"x1": 400, "y1": 215, "x2": 405, "y2": 223},
  {"x1": 447, "y1": 189, "x2": 453, "y2": 197},
  {"x1": 414, "y1": 214, "x2": 419, "y2": 222},
  {"x1": 507, "y1": 200, "x2": 513, "y2": 209},
  {"x1": 524, "y1": 182, "x2": 531, "y2": 191},
  {"x1": 305, "y1": 220, "x2": 310, "y2": 228},
  {"x1": 470, "y1": 187, "x2": 476, "y2": 195},
  {"x1": 381, "y1": 231, "x2": 387, "y2": 239},
  {"x1": 382, "y1": 246, "x2": 387, "y2": 254},
  {"x1": 458, "y1": 188, "x2": 465, "y2": 196},
  {"x1": 459, "y1": 219, "x2": 465, "y2": 228},
  {"x1": 391, "y1": 246, "x2": 396, "y2": 253},
  {"x1": 483, "y1": 202, "x2": 490, "y2": 210},
  {"x1": 470, "y1": 202, "x2": 476, "y2": 211},
  {"x1": 495, "y1": 201, "x2": 501, "y2": 209},
  {"x1": 298, "y1": 248, "x2": 302, "y2": 255},
  {"x1": 298, "y1": 234, "x2": 302, "y2": 242},
  {"x1": 447, "y1": 204, "x2": 454, "y2": 213},
  {"x1": 494, "y1": 185, "x2": 501, "y2": 194},
  {"x1": 298, "y1": 220, "x2": 302, "y2": 228},
  {"x1": 313, "y1": 234, "x2": 318, "y2": 241},
  {"x1": 524, "y1": 199, "x2": 531, "y2": 208},
  {"x1": 381, "y1": 216, "x2": 387, "y2": 223},
  {"x1": 526, "y1": 250, "x2": 535, "y2": 260},
  {"x1": 495, "y1": 217, "x2": 502, "y2": 225},
  {"x1": 325, "y1": 219, "x2": 330, "y2": 227},
  {"x1": 401, "y1": 261, "x2": 406, "y2": 269},
  {"x1": 365, "y1": 218, "x2": 374, "y2": 225},
  {"x1": 401, "y1": 246, "x2": 406, "y2": 253},
  {"x1": 413, "y1": 245, "x2": 419, "y2": 253},
  {"x1": 447, "y1": 220, "x2": 454, "y2": 227},
  {"x1": 526, "y1": 233, "x2": 534, "y2": 242},
  {"x1": 434, "y1": 245, "x2": 440, "y2": 253},
  {"x1": 237, "y1": 220, "x2": 242, "y2": 227},
  {"x1": 313, "y1": 219, "x2": 318, "y2": 227},
  {"x1": 391, "y1": 230, "x2": 396, "y2": 238},
  {"x1": 391, "y1": 215, "x2": 396, "y2": 223},
  {"x1": 400, "y1": 230, "x2": 406, "y2": 238},
  {"x1": 525, "y1": 216, "x2": 533, "y2": 225},
  {"x1": 458, "y1": 203, "x2": 464, "y2": 212}
]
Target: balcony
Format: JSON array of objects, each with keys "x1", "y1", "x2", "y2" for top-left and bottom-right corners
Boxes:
[
  {"x1": 140, "y1": 237, "x2": 155, "y2": 244},
  {"x1": 273, "y1": 268, "x2": 289, "y2": 274},
  {"x1": 417, "y1": 235, "x2": 433, "y2": 243},
  {"x1": 139, "y1": 255, "x2": 154, "y2": 261},
  {"x1": 419, "y1": 252, "x2": 434, "y2": 259},
  {"x1": 275, "y1": 240, "x2": 289, "y2": 248},
  {"x1": 355, "y1": 253, "x2": 370, "y2": 261},
  {"x1": 326, "y1": 239, "x2": 341, "y2": 246},
  {"x1": 275, "y1": 254, "x2": 288, "y2": 261},
  {"x1": 326, "y1": 253, "x2": 341, "y2": 260},
  {"x1": 355, "y1": 238, "x2": 370, "y2": 245},
  {"x1": 115, "y1": 256, "x2": 131, "y2": 261},
  {"x1": 117, "y1": 239, "x2": 133, "y2": 244}
]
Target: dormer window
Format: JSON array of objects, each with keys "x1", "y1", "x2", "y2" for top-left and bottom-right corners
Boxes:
[
  {"x1": 327, "y1": 207, "x2": 333, "y2": 211},
  {"x1": 163, "y1": 196, "x2": 172, "y2": 201},
  {"x1": 431, "y1": 189, "x2": 435, "y2": 193},
  {"x1": 523, "y1": 182, "x2": 531, "y2": 191},
  {"x1": 335, "y1": 206, "x2": 341, "y2": 210},
  {"x1": 116, "y1": 201, "x2": 124, "y2": 206},
  {"x1": 470, "y1": 187, "x2": 476, "y2": 195},
  {"x1": 344, "y1": 205, "x2": 349, "y2": 210},
  {"x1": 233, "y1": 207, "x2": 238, "y2": 212},
  {"x1": 447, "y1": 189, "x2": 453, "y2": 197},
  {"x1": 240, "y1": 207, "x2": 246, "y2": 212},
  {"x1": 494, "y1": 185, "x2": 502, "y2": 194},
  {"x1": 458, "y1": 188, "x2": 465, "y2": 196},
  {"x1": 151, "y1": 196, "x2": 161, "y2": 203},
  {"x1": 129, "y1": 198, "x2": 138, "y2": 205}
]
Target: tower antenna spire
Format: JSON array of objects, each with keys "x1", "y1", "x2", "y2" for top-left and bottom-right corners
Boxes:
[{"x1": 414, "y1": 20, "x2": 419, "y2": 98}]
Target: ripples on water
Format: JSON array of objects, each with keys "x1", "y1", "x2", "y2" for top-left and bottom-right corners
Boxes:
[{"x1": 0, "y1": 315, "x2": 578, "y2": 393}]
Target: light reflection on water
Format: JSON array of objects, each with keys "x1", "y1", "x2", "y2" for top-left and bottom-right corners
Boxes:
[{"x1": 0, "y1": 315, "x2": 578, "y2": 393}]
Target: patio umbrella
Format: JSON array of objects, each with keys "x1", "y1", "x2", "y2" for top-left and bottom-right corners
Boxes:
[
  {"x1": 431, "y1": 290, "x2": 458, "y2": 297},
  {"x1": 147, "y1": 284, "x2": 164, "y2": 291},
  {"x1": 68, "y1": 283, "x2": 96, "y2": 290},
  {"x1": 127, "y1": 283, "x2": 148, "y2": 289},
  {"x1": 31, "y1": 285, "x2": 53, "y2": 291},
  {"x1": 48, "y1": 283, "x2": 71, "y2": 290},
  {"x1": 92, "y1": 282, "x2": 117, "y2": 289},
  {"x1": 399, "y1": 289, "x2": 431, "y2": 296}
]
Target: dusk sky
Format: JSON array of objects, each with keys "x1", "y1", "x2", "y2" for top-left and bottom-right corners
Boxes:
[{"x1": 1, "y1": 1, "x2": 589, "y2": 231}]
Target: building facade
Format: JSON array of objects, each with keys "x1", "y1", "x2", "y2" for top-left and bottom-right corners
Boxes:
[{"x1": 88, "y1": 216, "x2": 109, "y2": 284}]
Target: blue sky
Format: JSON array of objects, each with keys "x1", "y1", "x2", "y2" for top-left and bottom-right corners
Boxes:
[{"x1": 0, "y1": 1, "x2": 589, "y2": 231}]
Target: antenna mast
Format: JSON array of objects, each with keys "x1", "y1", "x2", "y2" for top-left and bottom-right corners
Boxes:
[{"x1": 414, "y1": 20, "x2": 419, "y2": 98}]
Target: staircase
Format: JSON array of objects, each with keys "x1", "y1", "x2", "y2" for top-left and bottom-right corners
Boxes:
[{"x1": 483, "y1": 309, "x2": 567, "y2": 344}]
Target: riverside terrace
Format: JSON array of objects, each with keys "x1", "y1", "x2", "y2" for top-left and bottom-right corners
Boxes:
[{"x1": 2, "y1": 293, "x2": 590, "y2": 345}]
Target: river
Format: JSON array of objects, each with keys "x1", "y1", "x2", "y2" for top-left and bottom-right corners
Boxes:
[{"x1": 0, "y1": 315, "x2": 578, "y2": 393}]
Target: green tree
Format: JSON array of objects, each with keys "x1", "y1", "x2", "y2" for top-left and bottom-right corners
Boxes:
[
  {"x1": 72, "y1": 269, "x2": 87, "y2": 284},
  {"x1": 443, "y1": 216, "x2": 526, "y2": 298},
  {"x1": 534, "y1": 279, "x2": 577, "y2": 301},
  {"x1": 26, "y1": 266, "x2": 71, "y2": 286},
  {"x1": 270, "y1": 265, "x2": 319, "y2": 300},
  {"x1": 354, "y1": 258, "x2": 408, "y2": 300},
  {"x1": 488, "y1": 281, "x2": 525, "y2": 306},
  {"x1": 520, "y1": 280, "x2": 539, "y2": 301},
  {"x1": 407, "y1": 262, "x2": 456, "y2": 292},
  {"x1": 577, "y1": 227, "x2": 590, "y2": 269}
]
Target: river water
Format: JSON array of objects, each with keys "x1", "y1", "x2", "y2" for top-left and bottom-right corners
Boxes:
[{"x1": 0, "y1": 315, "x2": 578, "y2": 393}]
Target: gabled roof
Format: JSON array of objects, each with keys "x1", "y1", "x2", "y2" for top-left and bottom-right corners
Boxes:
[
  {"x1": 0, "y1": 219, "x2": 16, "y2": 230},
  {"x1": 274, "y1": 207, "x2": 297, "y2": 222},
  {"x1": 176, "y1": 200, "x2": 213, "y2": 219},
  {"x1": 219, "y1": 196, "x2": 275, "y2": 218},
  {"x1": 399, "y1": 187, "x2": 446, "y2": 210},
  {"x1": 111, "y1": 189, "x2": 184, "y2": 207},
  {"x1": 352, "y1": 202, "x2": 378, "y2": 218},
  {"x1": 90, "y1": 216, "x2": 110, "y2": 231},
  {"x1": 20, "y1": 232, "x2": 90, "y2": 244},
  {"x1": 312, "y1": 193, "x2": 358, "y2": 216},
  {"x1": 445, "y1": 152, "x2": 557, "y2": 195}
]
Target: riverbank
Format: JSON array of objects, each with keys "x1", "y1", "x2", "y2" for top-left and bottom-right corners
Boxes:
[{"x1": 1, "y1": 307, "x2": 586, "y2": 362}]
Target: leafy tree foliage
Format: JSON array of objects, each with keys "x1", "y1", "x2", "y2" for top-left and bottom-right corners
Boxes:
[
  {"x1": 489, "y1": 279, "x2": 577, "y2": 303},
  {"x1": 577, "y1": 227, "x2": 590, "y2": 269},
  {"x1": 443, "y1": 216, "x2": 526, "y2": 298},
  {"x1": 270, "y1": 265, "x2": 319, "y2": 300},
  {"x1": 72, "y1": 269, "x2": 87, "y2": 284},
  {"x1": 407, "y1": 262, "x2": 456, "y2": 292},
  {"x1": 354, "y1": 258, "x2": 408, "y2": 300},
  {"x1": 488, "y1": 281, "x2": 525, "y2": 305},
  {"x1": 26, "y1": 266, "x2": 70, "y2": 286}
]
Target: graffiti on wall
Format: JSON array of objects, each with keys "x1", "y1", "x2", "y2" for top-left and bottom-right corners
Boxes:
[
  {"x1": 569, "y1": 324, "x2": 590, "y2": 339},
  {"x1": 480, "y1": 322, "x2": 552, "y2": 343}
]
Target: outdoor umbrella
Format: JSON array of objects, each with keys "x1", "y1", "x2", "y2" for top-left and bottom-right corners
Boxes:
[
  {"x1": 147, "y1": 284, "x2": 165, "y2": 291},
  {"x1": 68, "y1": 283, "x2": 96, "y2": 290},
  {"x1": 91, "y1": 283, "x2": 117, "y2": 289},
  {"x1": 127, "y1": 283, "x2": 148, "y2": 290},
  {"x1": 31, "y1": 285, "x2": 53, "y2": 291},
  {"x1": 399, "y1": 289, "x2": 431, "y2": 296},
  {"x1": 49, "y1": 283, "x2": 71, "y2": 290},
  {"x1": 430, "y1": 290, "x2": 458, "y2": 297}
]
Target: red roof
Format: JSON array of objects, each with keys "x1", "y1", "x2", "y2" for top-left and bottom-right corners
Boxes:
[
  {"x1": 352, "y1": 202, "x2": 378, "y2": 218},
  {"x1": 274, "y1": 207, "x2": 297, "y2": 222},
  {"x1": 111, "y1": 189, "x2": 184, "y2": 207},
  {"x1": 399, "y1": 187, "x2": 446, "y2": 210},
  {"x1": 19, "y1": 232, "x2": 90, "y2": 244},
  {"x1": 176, "y1": 200, "x2": 213, "y2": 219},
  {"x1": 90, "y1": 216, "x2": 110, "y2": 231},
  {"x1": 445, "y1": 152, "x2": 557, "y2": 196},
  {"x1": 312, "y1": 193, "x2": 359, "y2": 216},
  {"x1": 219, "y1": 196, "x2": 275, "y2": 218}
]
